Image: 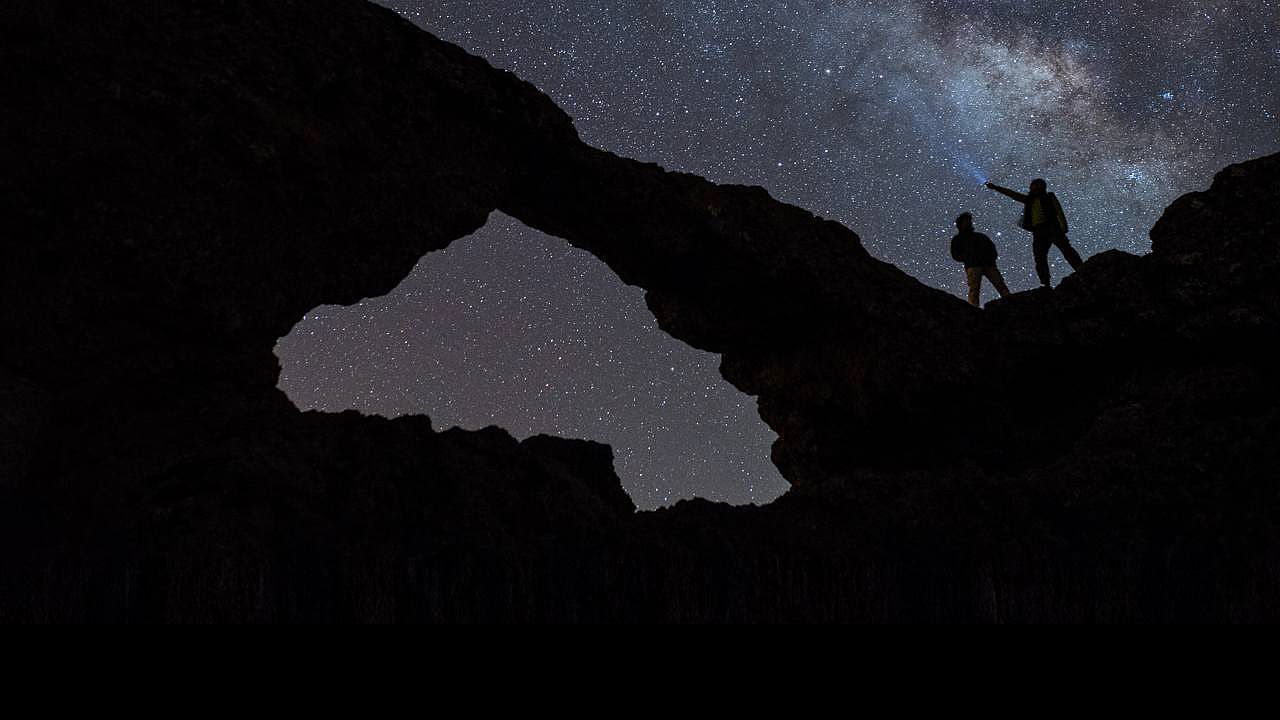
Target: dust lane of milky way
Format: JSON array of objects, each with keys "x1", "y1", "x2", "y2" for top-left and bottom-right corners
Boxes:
[{"x1": 275, "y1": 0, "x2": 1280, "y2": 509}]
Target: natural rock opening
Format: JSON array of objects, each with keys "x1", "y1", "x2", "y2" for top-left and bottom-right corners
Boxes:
[{"x1": 276, "y1": 212, "x2": 788, "y2": 509}]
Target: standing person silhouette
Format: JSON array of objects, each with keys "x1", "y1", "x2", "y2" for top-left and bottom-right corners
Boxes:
[
  {"x1": 950, "y1": 212, "x2": 1010, "y2": 307},
  {"x1": 985, "y1": 178, "x2": 1084, "y2": 287}
]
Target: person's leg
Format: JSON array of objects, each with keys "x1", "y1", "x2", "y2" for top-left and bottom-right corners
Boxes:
[
  {"x1": 1054, "y1": 234, "x2": 1084, "y2": 270},
  {"x1": 985, "y1": 265, "x2": 1011, "y2": 298},
  {"x1": 965, "y1": 267, "x2": 983, "y2": 307},
  {"x1": 1033, "y1": 234, "x2": 1052, "y2": 287}
]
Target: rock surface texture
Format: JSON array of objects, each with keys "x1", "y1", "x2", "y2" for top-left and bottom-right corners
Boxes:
[{"x1": 2, "y1": 0, "x2": 1278, "y2": 621}]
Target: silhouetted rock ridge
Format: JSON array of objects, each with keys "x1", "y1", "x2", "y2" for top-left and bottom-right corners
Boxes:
[{"x1": 2, "y1": 0, "x2": 1278, "y2": 621}]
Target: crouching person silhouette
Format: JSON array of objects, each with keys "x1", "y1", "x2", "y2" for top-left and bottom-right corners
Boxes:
[{"x1": 951, "y1": 212, "x2": 1010, "y2": 307}]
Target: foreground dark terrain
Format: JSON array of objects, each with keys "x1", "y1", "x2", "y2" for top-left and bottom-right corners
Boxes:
[{"x1": 2, "y1": 0, "x2": 1278, "y2": 621}]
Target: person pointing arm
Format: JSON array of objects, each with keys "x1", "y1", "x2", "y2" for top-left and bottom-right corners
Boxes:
[
  {"x1": 984, "y1": 178, "x2": 1084, "y2": 287},
  {"x1": 985, "y1": 181, "x2": 1028, "y2": 203}
]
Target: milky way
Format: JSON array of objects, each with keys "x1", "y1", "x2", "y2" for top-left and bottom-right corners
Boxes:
[{"x1": 276, "y1": 0, "x2": 1279, "y2": 509}]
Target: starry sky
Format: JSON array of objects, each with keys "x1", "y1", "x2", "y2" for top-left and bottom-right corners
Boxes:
[{"x1": 276, "y1": 0, "x2": 1279, "y2": 509}]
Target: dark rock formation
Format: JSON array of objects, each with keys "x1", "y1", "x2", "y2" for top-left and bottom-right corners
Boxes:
[{"x1": 2, "y1": 0, "x2": 1278, "y2": 621}]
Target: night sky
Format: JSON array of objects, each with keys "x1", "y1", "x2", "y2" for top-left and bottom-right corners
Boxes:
[{"x1": 276, "y1": 0, "x2": 1279, "y2": 509}]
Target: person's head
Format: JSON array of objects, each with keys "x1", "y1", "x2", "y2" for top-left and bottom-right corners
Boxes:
[
  {"x1": 955, "y1": 212, "x2": 974, "y2": 231},
  {"x1": 1029, "y1": 178, "x2": 1047, "y2": 195}
]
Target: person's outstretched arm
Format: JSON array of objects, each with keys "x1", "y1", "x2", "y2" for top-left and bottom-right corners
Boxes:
[{"x1": 985, "y1": 182, "x2": 1027, "y2": 203}]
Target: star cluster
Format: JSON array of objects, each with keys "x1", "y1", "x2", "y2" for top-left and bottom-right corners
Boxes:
[{"x1": 276, "y1": 0, "x2": 1279, "y2": 509}]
